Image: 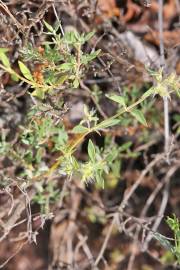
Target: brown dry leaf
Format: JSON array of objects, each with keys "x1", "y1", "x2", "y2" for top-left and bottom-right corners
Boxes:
[
  {"x1": 97, "y1": 0, "x2": 141, "y2": 23},
  {"x1": 49, "y1": 190, "x2": 82, "y2": 267},
  {"x1": 144, "y1": 29, "x2": 180, "y2": 48},
  {"x1": 123, "y1": 0, "x2": 142, "y2": 22},
  {"x1": 126, "y1": 0, "x2": 178, "y2": 32},
  {"x1": 148, "y1": 0, "x2": 176, "y2": 20},
  {"x1": 163, "y1": 0, "x2": 177, "y2": 21},
  {"x1": 96, "y1": 0, "x2": 120, "y2": 22}
]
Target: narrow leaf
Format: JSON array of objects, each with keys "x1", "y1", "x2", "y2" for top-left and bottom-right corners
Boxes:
[
  {"x1": 72, "y1": 125, "x2": 89, "y2": 133},
  {"x1": 0, "y1": 51, "x2": 10, "y2": 68},
  {"x1": 11, "y1": 73, "x2": 19, "y2": 82},
  {"x1": 44, "y1": 21, "x2": 54, "y2": 32},
  {"x1": 96, "y1": 119, "x2": 120, "y2": 130},
  {"x1": 59, "y1": 63, "x2": 73, "y2": 71},
  {"x1": 32, "y1": 88, "x2": 44, "y2": 99},
  {"x1": 18, "y1": 61, "x2": 33, "y2": 81},
  {"x1": 0, "y1": 48, "x2": 9, "y2": 53},
  {"x1": 176, "y1": 89, "x2": 180, "y2": 98},
  {"x1": 84, "y1": 31, "x2": 95, "y2": 42},
  {"x1": 153, "y1": 233, "x2": 174, "y2": 252},
  {"x1": 88, "y1": 140, "x2": 96, "y2": 162},
  {"x1": 130, "y1": 109, "x2": 147, "y2": 126},
  {"x1": 107, "y1": 94, "x2": 126, "y2": 107},
  {"x1": 119, "y1": 142, "x2": 132, "y2": 152},
  {"x1": 56, "y1": 75, "x2": 68, "y2": 86}
]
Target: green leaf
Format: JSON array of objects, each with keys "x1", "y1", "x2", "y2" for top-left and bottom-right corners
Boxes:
[
  {"x1": 119, "y1": 142, "x2": 132, "y2": 152},
  {"x1": 56, "y1": 75, "x2": 68, "y2": 86},
  {"x1": 106, "y1": 151, "x2": 118, "y2": 163},
  {"x1": 73, "y1": 78, "x2": 79, "y2": 88},
  {"x1": 72, "y1": 125, "x2": 89, "y2": 133},
  {"x1": 88, "y1": 140, "x2": 96, "y2": 162},
  {"x1": 130, "y1": 109, "x2": 147, "y2": 126},
  {"x1": 96, "y1": 119, "x2": 120, "y2": 130},
  {"x1": 81, "y1": 50, "x2": 101, "y2": 65},
  {"x1": 88, "y1": 49, "x2": 101, "y2": 60},
  {"x1": 173, "y1": 114, "x2": 180, "y2": 122},
  {"x1": 166, "y1": 215, "x2": 180, "y2": 231},
  {"x1": 107, "y1": 94, "x2": 126, "y2": 107},
  {"x1": 153, "y1": 233, "x2": 174, "y2": 252},
  {"x1": 176, "y1": 89, "x2": 180, "y2": 98},
  {"x1": 64, "y1": 31, "x2": 79, "y2": 44},
  {"x1": 0, "y1": 48, "x2": 9, "y2": 53},
  {"x1": 59, "y1": 63, "x2": 73, "y2": 71},
  {"x1": 0, "y1": 50, "x2": 10, "y2": 68},
  {"x1": 95, "y1": 172, "x2": 104, "y2": 188},
  {"x1": 32, "y1": 88, "x2": 45, "y2": 99},
  {"x1": 11, "y1": 73, "x2": 19, "y2": 82},
  {"x1": 44, "y1": 21, "x2": 54, "y2": 33},
  {"x1": 18, "y1": 61, "x2": 33, "y2": 81},
  {"x1": 84, "y1": 31, "x2": 95, "y2": 42}
]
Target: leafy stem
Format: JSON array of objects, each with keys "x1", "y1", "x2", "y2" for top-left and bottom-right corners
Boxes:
[{"x1": 36, "y1": 88, "x2": 154, "y2": 180}]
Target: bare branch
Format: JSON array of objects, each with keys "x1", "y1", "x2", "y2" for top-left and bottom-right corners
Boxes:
[{"x1": 158, "y1": 0, "x2": 170, "y2": 161}]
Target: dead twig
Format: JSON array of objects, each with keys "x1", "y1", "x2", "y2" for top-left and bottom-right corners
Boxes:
[
  {"x1": 0, "y1": 187, "x2": 36, "y2": 242},
  {"x1": 158, "y1": 0, "x2": 170, "y2": 161},
  {"x1": 119, "y1": 154, "x2": 163, "y2": 210},
  {"x1": 0, "y1": 240, "x2": 28, "y2": 269},
  {"x1": 0, "y1": 1, "x2": 23, "y2": 30},
  {"x1": 142, "y1": 165, "x2": 179, "y2": 251}
]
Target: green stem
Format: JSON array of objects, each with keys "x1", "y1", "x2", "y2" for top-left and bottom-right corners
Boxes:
[
  {"x1": 0, "y1": 64, "x2": 52, "y2": 90},
  {"x1": 44, "y1": 89, "x2": 153, "y2": 178},
  {"x1": 93, "y1": 91, "x2": 150, "y2": 131}
]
